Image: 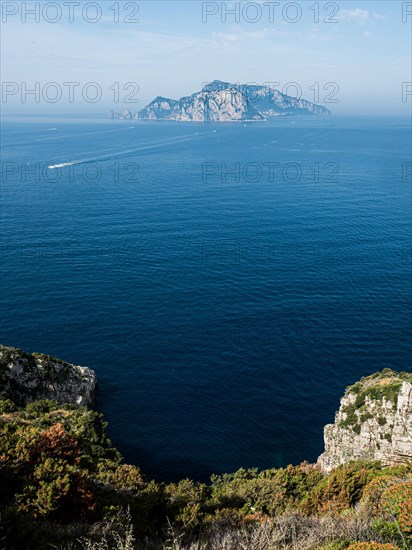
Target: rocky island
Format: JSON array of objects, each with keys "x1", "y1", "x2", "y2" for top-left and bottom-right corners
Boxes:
[
  {"x1": 1, "y1": 344, "x2": 411, "y2": 550},
  {"x1": 108, "y1": 80, "x2": 331, "y2": 122}
]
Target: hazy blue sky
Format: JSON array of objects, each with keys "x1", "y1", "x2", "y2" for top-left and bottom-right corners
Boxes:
[{"x1": 1, "y1": 0, "x2": 411, "y2": 115}]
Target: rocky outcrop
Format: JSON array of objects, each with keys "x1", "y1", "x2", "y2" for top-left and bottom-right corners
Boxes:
[
  {"x1": 0, "y1": 345, "x2": 97, "y2": 407},
  {"x1": 138, "y1": 96, "x2": 179, "y2": 120},
  {"x1": 318, "y1": 369, "x2": 412, "y2": 472},
  {"x1": 109, "y1": 80, "x2": 331, "y2": 121},
  {"x1": 142, "y1": 84, "x2": 265, "y2": 122},
  {"x1": 108, "y1": 109, "x2": 134, "y2": 120},
  {"x1": 234, "y1": 82, "x2": 329, "y2": 117}
]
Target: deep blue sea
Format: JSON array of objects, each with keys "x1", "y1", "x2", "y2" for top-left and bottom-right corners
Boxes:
[{"x1": 1, "y1": 115, "x2": 411, "y2": 481}]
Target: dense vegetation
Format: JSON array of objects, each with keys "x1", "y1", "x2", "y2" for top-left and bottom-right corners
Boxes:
[
  {"x1": 1, "y1": 399, "x2": 411, "y2": 549},
  {"x1": 339, "y1": 369, "x2": 412, "y2": 434}
]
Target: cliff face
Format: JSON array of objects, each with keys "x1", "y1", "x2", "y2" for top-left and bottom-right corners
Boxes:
[
  {"x1": 234, "y1": 82, "x2": 329, "y2": 117},
  {"x1": 318, "y1": 369, "x2": 412, "y2": 472},
  {"x1": 0, "y1": 345, "x2": 97, "y2": 407},
  {"x1": 138, "y1": 84, "x2": 265, "y2": 122},
  {"x1": 138, "y1": 96, "x2": 178, "y2": 120}
]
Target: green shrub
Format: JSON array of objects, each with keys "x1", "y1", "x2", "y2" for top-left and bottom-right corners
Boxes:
[
  {"x1": 25, "y1": 399, "x2": 59, "y2": 415},
  {"x1": 381, "y1": 481, "x2": 412, "y2": 537},
  {"x1": 111, "y1": 464, "x2": 146, "y2": 492},
  {"x1": 361, "y1": 476, "x2": 404, "y2": 515},
  {"x1": 304, "y1": 461, "x2": 382, "y2": 514},
  {"x1": 1, "y1": 397, "x2": 410, "y2": 549},
  {"x1": 0, "y1": 399, "x2": 16, "y2": 414}
]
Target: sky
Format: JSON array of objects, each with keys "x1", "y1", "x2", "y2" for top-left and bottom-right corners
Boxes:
[{"x1": 1, "y1": 0, "x2": 411, "y2": 115}]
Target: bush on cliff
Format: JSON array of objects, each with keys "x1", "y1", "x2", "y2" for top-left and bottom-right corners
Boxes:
[{"x1": 1, "y1": 398, "x2": 411, "y2": 550}]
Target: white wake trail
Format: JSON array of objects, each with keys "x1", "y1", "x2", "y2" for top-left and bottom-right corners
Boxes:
[
  {"x1": 48, "y1": 131, "x2": 213, "y2": 170},
  {"x1": 3, "y1": 126, "x2": 137, "y2": 147}
]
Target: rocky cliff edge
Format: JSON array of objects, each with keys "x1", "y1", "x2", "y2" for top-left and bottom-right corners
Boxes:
[
  {"x1": 0, "y1": 344, "x2": 97, "y2": 407},
  {"x1": 318, "y1": 368, "x2": 412, "y2": 472}
]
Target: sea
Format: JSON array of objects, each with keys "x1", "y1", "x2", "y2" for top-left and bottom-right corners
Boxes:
[{"x1": 1, "y1": 115, "x2": 411, "y2": 482}]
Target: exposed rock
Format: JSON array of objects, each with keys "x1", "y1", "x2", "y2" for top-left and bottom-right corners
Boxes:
[
  {"x1": 107, "y1": 110, "x2": 135, "y2": 120},
  {"x1": 110, "y1": 80, "x2": 331, "y2": 122},
  {"x1": 318, "y1": 369, "x2": 412, "y2": 472},
  {"x1": 0, "y1": 344, "x2": 97, "y2": 407},
  {"x1": 235, "y1": 82, "x2": 329, "y2": 117},
  {"x1": 138, "y1": 96, "x2": 178, "y2": 120},
  {"x1": 138, "y1": 85, "x2": 264, "y2": 122}
]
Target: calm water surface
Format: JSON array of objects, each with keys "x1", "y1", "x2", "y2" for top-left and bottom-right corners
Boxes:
[{"x1": 1, "y1": 115, "x2": 411, "y2": 481}]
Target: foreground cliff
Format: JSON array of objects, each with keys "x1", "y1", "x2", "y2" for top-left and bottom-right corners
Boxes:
[
  {"x1": 318, "y1": 369, "x2": 412, "y2": 472},
  {"x1": 109, "y1": 80, "x2": 331, "y2": 121},
  {"x1": 0, "y1": 347, "x2": 411, "y2": 549},
  {"x1": 0, "y1": 344, "x2": 96, "y2": 407}
]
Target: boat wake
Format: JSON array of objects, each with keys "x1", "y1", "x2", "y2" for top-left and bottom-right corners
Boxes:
[
  {"x1": 3, "y1": 126, "x2": 136, "y2": 148},
  {"x1": 47, "y1": 162, "x2": 77, "y2": 169},
  {"x1": 48, "y1": 131, "x2": 214, "y2": 170}
]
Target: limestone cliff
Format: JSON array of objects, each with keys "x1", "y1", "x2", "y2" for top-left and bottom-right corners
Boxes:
[
  {"x1": 318, "y1": 369, "x2": 412, "y2": 472},
  {"x1": 0, "y1": 344, "x2": 97, "y2": 407},
  {"x1": 138, "y1": 84, "x2": 265, "y2": 122}
]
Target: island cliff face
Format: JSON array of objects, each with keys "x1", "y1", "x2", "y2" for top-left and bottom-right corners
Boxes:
[
  {"x1": 318, "y1": 369, "x2": 412, "y2": 472},
  {"x1": 109, "y1": 80, "x2": 331, "y2": 121},
  {"x1": 138, "y1": 83, "x2": 265, "y2": 122},
  {"x1": 0, "y1": 344, "x2": 96, "y2": 407}
]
